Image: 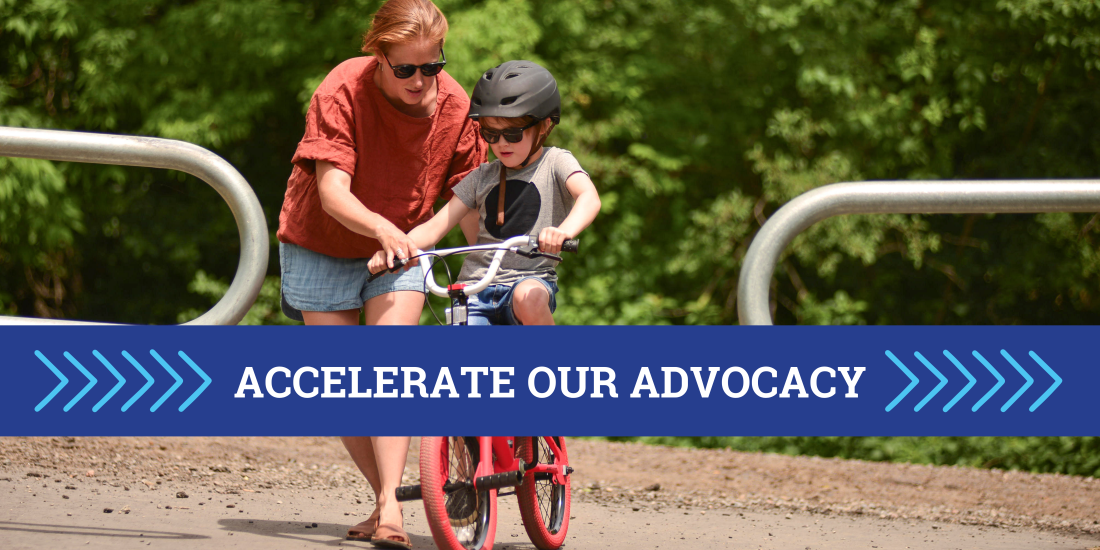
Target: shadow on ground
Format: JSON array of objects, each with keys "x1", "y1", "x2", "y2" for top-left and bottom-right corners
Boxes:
[
  {"x1": 0, "y1": 521, "x2": 208, "y2": 540},
  {"x1": 218, "y1": 518, "x2": 435, "y2": 547}
]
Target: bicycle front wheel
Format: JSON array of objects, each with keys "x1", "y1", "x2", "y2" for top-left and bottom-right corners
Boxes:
[
  {"x1": 420, "y1": 437, "x2": 497, "y2": 550},
  {"x1": 515, "y1": 436, "x2": 571, "y2": 550}
]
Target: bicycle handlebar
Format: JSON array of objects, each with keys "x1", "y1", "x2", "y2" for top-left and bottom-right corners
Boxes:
[{"x1": 366, "y1": 236, "x2": 579, "y2": 295}]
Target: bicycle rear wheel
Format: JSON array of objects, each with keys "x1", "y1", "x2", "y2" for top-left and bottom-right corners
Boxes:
[
  {"x1": 420, "y1": 437, "x2": 497, "y2": 550},
  {"x1": 515, "y1": 437, "x2": 571, "y2": 550}
]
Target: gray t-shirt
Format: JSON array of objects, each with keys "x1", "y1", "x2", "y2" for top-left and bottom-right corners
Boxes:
[{"x1": 452, "y1": 147, "x2": 586, "y2": 286}]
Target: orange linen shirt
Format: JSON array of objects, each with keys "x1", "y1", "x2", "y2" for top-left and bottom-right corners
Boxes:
[{"x1": 277, "y1": 56, "x2": 486, "y2": 258}]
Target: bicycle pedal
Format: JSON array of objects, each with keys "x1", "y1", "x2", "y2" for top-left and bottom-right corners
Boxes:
[{"x1": 395, "y1": 484, "x2": 422, "y2": 501}]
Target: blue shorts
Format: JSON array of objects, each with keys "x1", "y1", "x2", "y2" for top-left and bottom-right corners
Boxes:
[
  {"x1": 279, "y1": 242, "x2": 425, "y2": 321},
  {"x1": 463, "y1": 276, "x2": 558, "y2": 326}
]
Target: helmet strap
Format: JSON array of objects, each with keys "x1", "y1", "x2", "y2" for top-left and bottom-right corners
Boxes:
[
  {"x1": 496, "y1": 165, "x2": 506, "y2": 226},
  {"x1": 519, "y1": 120, "x2": 554, "y2": 169}
]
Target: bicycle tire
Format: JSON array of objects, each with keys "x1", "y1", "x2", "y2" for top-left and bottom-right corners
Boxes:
[
  {"x1": 515, "y1": 436, "x2": 571, "y2": 549},
  {"x1": 420, "y1": 437, "x2": 497, "y2": 550}
]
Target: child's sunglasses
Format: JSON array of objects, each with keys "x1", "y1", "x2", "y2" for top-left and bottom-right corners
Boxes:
[
  {"x1": 383, "y1": 49, "x2": 447, "y2": 79},
  {"x1": 480, "y1": 119, "x2": 541, "y2": 144}
]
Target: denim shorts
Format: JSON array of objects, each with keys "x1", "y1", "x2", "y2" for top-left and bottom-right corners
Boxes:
[
  {"x1": 280, "y1": 242, "x2": 425, "y2": 321},
  {"x1": 463, "y1": 276, "x2": 558, "y2": 326}
]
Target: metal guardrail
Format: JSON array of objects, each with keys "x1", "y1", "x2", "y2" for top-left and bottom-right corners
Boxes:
[
  {"x1": 737, "y1": 180, "x2": 1100, "y2": 325},
  {"x1": 0, "y1": 127, "x2": 269, "y2": 325}
]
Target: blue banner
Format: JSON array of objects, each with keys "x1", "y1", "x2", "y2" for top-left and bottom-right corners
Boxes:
[{"x1": 2, "y1": 326, "x2": 1091, "y2": 436}]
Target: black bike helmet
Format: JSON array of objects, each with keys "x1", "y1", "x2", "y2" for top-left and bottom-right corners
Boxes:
[
  {"x1": 470, "y1": 61, "x2": 562, "y2": 227},
  {"x1": 469, "y1": 60, "x2": 560, "y2": 124}
]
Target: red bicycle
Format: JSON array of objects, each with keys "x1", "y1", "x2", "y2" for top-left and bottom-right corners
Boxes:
[
  {"x1": 379, "y1": 235, "x2": 576, "y2": 550},
  {"x1": 399, "y1": 436, "x2": 571, "y2": 550}
]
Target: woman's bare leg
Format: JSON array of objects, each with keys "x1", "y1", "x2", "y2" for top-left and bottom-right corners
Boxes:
[
  {"x1": 307, "y1": 310, "x2": 374, "y2": 532},
  {"x1": 340, "y1": 437, "x2": 410, "y2": 535},
  {"x1": 301, "y1": 309, "x2": 360, "y2": 325},
  {"x1": 337, "y1": 292, "x2": 421, "y2": 532},
  {"x1": 364, "y1": 290, "x2": 424, "y2": 325},
  {"x1": 371, "y1": 436, "x2": 411, "y2": 530},
  {"x1": 341, "y1": 436, "x2": 381, "y2": 494},
  {"x1": 341, "y1": 436, "x2": 412, "y2": 531}
]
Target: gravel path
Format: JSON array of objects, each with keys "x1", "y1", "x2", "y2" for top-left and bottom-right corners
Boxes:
[
  {"x1": 1, "y1": 437, "x2": 1098, "y2": 549},
  {"x1": 566, "y1": 439, "x2": 1100, "y2": 534}
]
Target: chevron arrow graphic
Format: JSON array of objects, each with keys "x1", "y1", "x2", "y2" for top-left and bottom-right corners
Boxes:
[
  {"x1": 885, "y1": 350, "x2": 919, "y2": 412},
  {"x1": 970, "y1": 351, "x2": 1005, "y2": 412},
  {"x1": 913, "y1": 352, "x2": 948, "y2": 412},
  {"x1": 1028, "y1": 351, "x2": 1062, "y2": 412},
  {"x1": 62, "y1": 352, "x2": 97, "y2": 412},
  {"x1": 942, "y1": 350, "x2": 977, "y2": 412},
  {"x1": 1000, "y1": 350, "x2": 1034, "y2": 412},
  {"x1": 32, "y1": 349, "x2": 211, "y2": 413},
  {"x1": 887, "y1": 349, "x2": 1050, "y2": 413},
  {"x1": 177, "y1": 351, "x2": 210, "y2": 412},
  {"x1": 121, "y1": 351, "x2": 155, "y2": 412},
  {"x1": 91, "y1": 350, "x2": 126, "y2": 412},
  {"x1": 34, "y1": 351, "x2": 69, "y2": 412},
  {"x1": 149, "y1": 349, "x2": 183, "y2": 412}
]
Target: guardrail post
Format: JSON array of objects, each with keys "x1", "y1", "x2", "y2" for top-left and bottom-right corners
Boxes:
[
  {"x1": 0, "y1": 127, "x2": 269, "y2": 325},
  {"x1": 737, "y1": 180, "x2": 1100, "y2": 325}
]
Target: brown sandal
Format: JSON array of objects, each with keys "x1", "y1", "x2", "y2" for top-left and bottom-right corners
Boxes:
[
  {"x1": 371, "y1": 523, "x2": 412, "y2": 550},
  {"x1": 346, "y1": 509, "x2": 380, "y2": 541}
]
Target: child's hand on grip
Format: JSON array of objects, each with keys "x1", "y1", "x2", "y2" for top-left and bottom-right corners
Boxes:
[{"x1": 538, "y1": 227, "x2": 571, "y2": 254}]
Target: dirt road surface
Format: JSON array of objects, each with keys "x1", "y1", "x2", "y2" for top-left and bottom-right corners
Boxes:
[{"x1": 2, "y1": 437, "x2": 1098, "y2": 549}]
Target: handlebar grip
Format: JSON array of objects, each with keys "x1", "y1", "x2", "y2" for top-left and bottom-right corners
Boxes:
[
  {"x1": 526, "y1": 235, "x2": 579, "y2": 253},
  {"x1": 367, "y1": 257, "x2": 408, "y2": 283}
]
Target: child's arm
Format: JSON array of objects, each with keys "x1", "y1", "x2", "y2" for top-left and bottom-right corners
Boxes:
[
  {"x1": 459, "y1": 208, "x2": 481, "y2": 246},
  {"x1": 369, "y1": 194, "x2": 473, "y2": 273},
  {"x1": 539, "y1": 172, "x2": 601, "y2": 254},
  {"x1": 409, "y1": 194, "x2": 473, "y2": 251}
]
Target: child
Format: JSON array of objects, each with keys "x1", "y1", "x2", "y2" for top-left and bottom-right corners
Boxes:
[{"x1": 369, "y1": 60, "x2": 600, "y2": 325}]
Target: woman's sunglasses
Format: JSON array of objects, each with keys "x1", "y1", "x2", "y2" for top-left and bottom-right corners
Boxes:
[
  {"x1": 383, "y1": 49, "x2": 447, "y2": 79},
  {"x1": 480, "y1": 119, "x2": 541, "y2": 144}
]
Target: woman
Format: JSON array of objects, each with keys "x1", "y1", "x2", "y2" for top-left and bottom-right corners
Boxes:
[{"x1": 276, "y1": 0, "x2": 486, "y2": 546}]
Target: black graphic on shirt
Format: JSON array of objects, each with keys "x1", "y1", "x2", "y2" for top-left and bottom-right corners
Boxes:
[{"x1": 484, "y1": 179, "x2": 541, "y2": 239}]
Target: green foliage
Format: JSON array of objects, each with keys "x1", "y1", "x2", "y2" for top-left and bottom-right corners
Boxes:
[
  {"x1": 603, "y1": 436, "x2": 1100, "y2": 478},
  {"x1": 2, "y1": 0, "x2": 1099, "y2": 325},
  {"x1": 0, "y1": 157, "x2": 82, "y2": 261}
]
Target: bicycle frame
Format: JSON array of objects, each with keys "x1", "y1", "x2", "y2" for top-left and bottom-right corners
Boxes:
[
  {"x1": 477, "y1": 437, "x2": 570, "y2": 488},
  {"x1": 396, "y1": 436, "x2": 570, "y2": 501}
]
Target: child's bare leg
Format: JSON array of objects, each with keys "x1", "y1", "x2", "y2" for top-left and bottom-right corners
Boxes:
[{"x1": 512, "y1": 279, "x2": 555, "y2": 325}]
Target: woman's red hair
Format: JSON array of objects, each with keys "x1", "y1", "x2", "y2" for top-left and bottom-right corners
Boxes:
[{"x1": 361, "y1": 0, "x2": 448, "y2": 55}]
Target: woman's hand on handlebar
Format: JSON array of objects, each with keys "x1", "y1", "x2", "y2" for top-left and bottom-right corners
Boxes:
[
  {"x1": 538, "y1": 226, "x2": 572, "y2": 255},
  {"x1": 367, "y1": 249, "x2": 411, "y2": 283},
  {"x1": 368, "y1": 250, "x2": 390, "y2": 276},
  {"x1": 374, "y1": 222, "x2": 418, "y2": 269}
]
